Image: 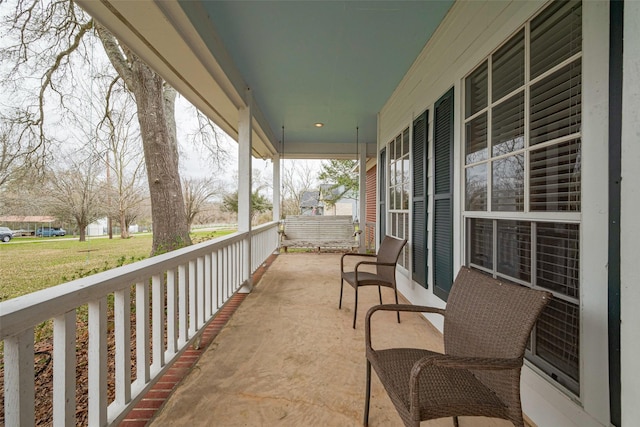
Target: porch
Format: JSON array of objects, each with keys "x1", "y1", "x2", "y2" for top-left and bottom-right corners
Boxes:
[{"x1": 146, "y1": 252, "x2": 517, "y2": 427}]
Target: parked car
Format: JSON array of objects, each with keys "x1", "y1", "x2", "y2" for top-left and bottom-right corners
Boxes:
[
  {"x1": 0, "y1": 226, "x2": 13, "y2": 242},
  {"x1": 36, "y1": 227, "x2": 66, "y2": 237}
]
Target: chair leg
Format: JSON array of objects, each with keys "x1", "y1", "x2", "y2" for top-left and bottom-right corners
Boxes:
[
  {"x1": 364, "y1": 360, "x2": 372, "y2": 427},
  {"x1": 378, "y1": 286, "x2": 382, "y2": 304},
  {"x1": 453, "y1": 416, "x2": 459, "y2": 427},
  {"x1": 339, "y1": 279, "x2": 344, "y2": 309},
  {"x1": 394, "y1": 287, "x2": 400, "y2": 323},
  {"x1": 352, "y1": 287, "x2": 358, "y2": 329}
]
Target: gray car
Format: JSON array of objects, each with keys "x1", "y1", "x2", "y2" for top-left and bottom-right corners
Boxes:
[{"x1": 0, "y1": 226, "x2": 13, "y2": 242}]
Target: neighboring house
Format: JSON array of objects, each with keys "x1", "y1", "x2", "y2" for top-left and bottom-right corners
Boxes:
[
  {"x1": 299, "y1": 190, "x2": 323, "y2": 216},
  {"x1": 319, "y1": 184, "x2": 358, "y2": 219},
  {"x1": 300, "y1": 188, "x2": 359, "y2": 218},
  {"x1": 86, "y1": 217, "x2": 108, "y2": 236}
]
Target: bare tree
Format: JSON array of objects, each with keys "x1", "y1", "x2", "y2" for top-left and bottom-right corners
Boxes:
[
  {"x1": 281, "y1": 160, "x2": 318, "y2": 216},
  {"x1": 0, "y1": 119, "x2": 29, "y2": 187},
  {"x1": 1, "y1": 0, "x2": 195, "y2": 254},
  {"x1": 46, "y1": 154, "x2": 107, "y2": 242},
  {"x1": 96, "y1": 79, "x2": 147, "y2": 239},
  {"x1": 182, "y1": 176, "x2": 224, "y2": 230}
]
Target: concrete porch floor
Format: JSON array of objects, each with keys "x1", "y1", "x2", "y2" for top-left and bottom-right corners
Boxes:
[{"x1": 150, "y1": 253, "x2": 518, "y2": 427}]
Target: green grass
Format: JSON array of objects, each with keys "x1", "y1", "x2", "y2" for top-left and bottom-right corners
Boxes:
[{"x1": 0, "y1": 229, "x2": 235, "y2": 302}]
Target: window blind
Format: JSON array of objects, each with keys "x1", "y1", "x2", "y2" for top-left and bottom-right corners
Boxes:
[
  {"x1": 492, "y1": 29, "x2": 525, "y2": 101},
  {"x1": 530, "y1": 0, "x2": 582, "y2": 79},
  {"x1": 465, "y1": 61, "x2": 487, "y2": 118},
  {"x1": 536, "y1": 222, "x2": 580, "y2": 298},
  {"x1": 497, "y1": 220, "x2": 531, "y2": 281},
  {"x1": 530, "y1": 60, "x2": 582, "y2": 146},
  {"x1": 530, "y1": 139, "x2": 581, "y2": 212}
]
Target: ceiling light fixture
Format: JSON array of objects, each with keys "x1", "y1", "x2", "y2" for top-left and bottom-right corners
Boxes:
[{"x1": 314, "y1": 122, "x2": 324, "y2": 128}]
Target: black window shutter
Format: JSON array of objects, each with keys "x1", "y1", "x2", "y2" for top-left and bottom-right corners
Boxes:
[
  {"x1": 433, "y1": 88, "x2": 454, "y2": 300},
  {"x1": 412, "y1": 111, "x2": 428, "y2": 287},
  {"x1": 379, "y1": 148, "x2": 387, "y2": 246}
]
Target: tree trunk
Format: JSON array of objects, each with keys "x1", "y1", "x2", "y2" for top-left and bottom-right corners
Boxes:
[
  {"x1": 78, "y1": 221, "x2": 87, "y2": 242},
  {"x1": 130, "y1": 61, "x2": 191, "y2": 254},
  {"x1": 119, "y1": 207, "x2": 129, "y2": 239}
]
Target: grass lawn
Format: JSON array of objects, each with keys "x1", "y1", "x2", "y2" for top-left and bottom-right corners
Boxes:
[{"x1": 0, "y1": 229, "x2": 235, "y2": 302}]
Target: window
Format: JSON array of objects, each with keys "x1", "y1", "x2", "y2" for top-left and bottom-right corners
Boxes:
[
  {"x1": 463, "y1": 0, "x2": 582, "y2": 395},
  {"x1": 388, "y1": 128, "x2": 410, "y2": 268}
]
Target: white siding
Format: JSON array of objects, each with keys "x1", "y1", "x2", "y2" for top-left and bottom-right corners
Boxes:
[{"x1": 379, "y1": 1, "x2": 611, "y2": 426}]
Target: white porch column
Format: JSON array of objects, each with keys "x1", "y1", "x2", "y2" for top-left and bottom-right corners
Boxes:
[
  {"x1": 272, "y1": 153, "x2": 281, "y2": 222},
  {"x1": 238, "y1": 88, "x2": 253, "y2": 293},
  {"x1": 358, "y1": 142, "x2": 367, "y2": 253}
]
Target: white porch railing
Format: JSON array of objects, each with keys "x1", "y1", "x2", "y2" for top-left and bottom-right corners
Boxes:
[{"x1": 0, "y1": 221, "x2": 280, "y2": 427}]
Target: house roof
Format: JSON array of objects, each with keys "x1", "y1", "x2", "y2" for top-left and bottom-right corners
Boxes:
[
  {"x1": 300, "y1": 191, "x2": 321, "y2": 208},
  {"x1": 75, "y1": 0, "x2": 453, "y2": 159},
  {"x1": 0, "y1": 216, "x2": 57, "y2": 223}
]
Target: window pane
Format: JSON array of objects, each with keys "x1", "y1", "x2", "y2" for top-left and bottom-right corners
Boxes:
[
  {"x1": 395, "y1": 135, "x2": 402, "y2": 159},
  {"x1": 531, "y1": 0, "x2": 582, "y2": 79},
  {"x1": 536, "y1": 222, "x2": 580, "y2": 298},
  {"x1": 465, "y1": 61, "x2": 488, "y2": 118},
  {"x1": 530, "y1": 139, "x2": 581, "y2": 211},
  {"x1": 530, "y1": 59, "x2": 582, "y2": 146},
  {"x1": 492, "y1": 29, "x2": 525, "y2": 101},
  {"x1": 492, "y1": 91, "x2": 525, "y2": 156},
  {"x1": 535, "y1": 297, "x2": 580, "y2": 389},
  {"x1": 465, "y1": 112, "x2": 488, "y2": 164},
  {"x1": 492, "y1": 154, "x2": 525, "y2": 211},
  {"x1": 497, "y1": 220, "x2": 531, "y2": 281},
  {"x1": 468, "y1": 218, "x2": 493, "y2": 269},
  {"x1": 465, "y1": 163, "x2": 487, "y2": 211}
]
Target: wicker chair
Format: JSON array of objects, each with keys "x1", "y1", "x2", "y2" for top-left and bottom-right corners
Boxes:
[
  {"x1": 339, "y1": 235, "x2": 407, "y2": 329},
  {"x1": 364, "y1": 267, "x2": 552, "y2": 427}
]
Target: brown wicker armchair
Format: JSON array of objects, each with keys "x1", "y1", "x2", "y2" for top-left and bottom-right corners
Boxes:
[
  {"x1": 339, "y1": 235, "x2": 407, "y2": 329},
  {"x1": 364, "y1": 267, "x2": 551, "y2": 427}
]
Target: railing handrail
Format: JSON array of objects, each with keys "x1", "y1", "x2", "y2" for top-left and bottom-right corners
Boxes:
[{"x1": 0, "y1": 222, "x2": 278, "y2": 340}]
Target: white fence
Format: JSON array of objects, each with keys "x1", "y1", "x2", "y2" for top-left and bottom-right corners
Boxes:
[{"x1": 0, "y1": 221, "x2": 280, "y2": 426}]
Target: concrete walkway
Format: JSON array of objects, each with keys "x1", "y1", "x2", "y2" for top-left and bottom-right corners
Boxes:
[{"x1": 150, "y1": 253, "x2": 515, "y2": 427}]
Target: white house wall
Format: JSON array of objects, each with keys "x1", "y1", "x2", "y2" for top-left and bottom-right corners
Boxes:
[
  {"x1": 621, "y1": 1, "x2": 640, "y2": 424},
  {"x1": 378, "y1": 1, "x2": 612, "y2": 426}
]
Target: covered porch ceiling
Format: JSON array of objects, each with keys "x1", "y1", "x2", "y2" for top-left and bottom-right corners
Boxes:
[{"x1": 77, "y1": 0, "x2": 453, "y2": 159}]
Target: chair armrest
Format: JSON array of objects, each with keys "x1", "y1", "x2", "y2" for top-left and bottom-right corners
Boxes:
[
  {"x1": 412, "y1": 353, "x2": 522, "y2": 373},
  {"x1": 354, "y1": 259, "x2": 393, "y2": 270},
  {"x1": 340, "y1": 252, "x2": 376, "y2": 272},
  {"x1": 365, "y1": 304, "x2": 446, "y2": 350},
  {"x1": 407, "y1": 353, "x2": 523, "y2": 414}
]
